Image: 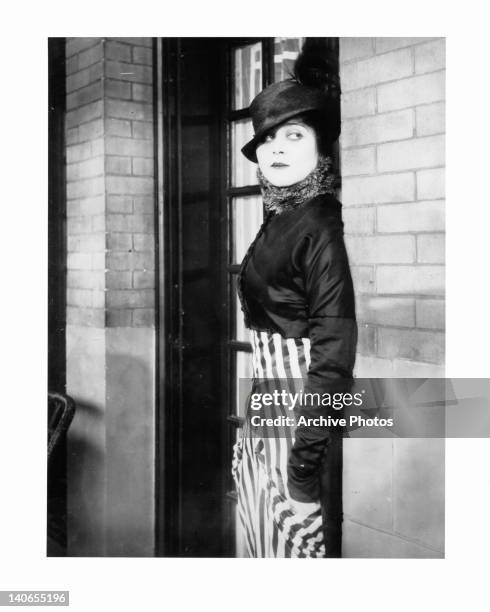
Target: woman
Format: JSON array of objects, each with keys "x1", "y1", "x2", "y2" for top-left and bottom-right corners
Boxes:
[{"x1": 232, "y1": 51, "x2": 357, "y2": 558}]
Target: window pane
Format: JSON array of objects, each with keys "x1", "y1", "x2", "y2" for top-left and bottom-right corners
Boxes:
[
  {"x1": 236, "y1": 351, "x2": 253, "y2": 417},
  {"x1": 231, "y1": 119, "x2": 257, "y2": 187},
  {"x1": 273, "y1": 37, "x2": 304, "y2": 81},
  {"x1": 232, "y1": 43, "x2": 262, "y2": 110},
  {"x1": 232, "y1": 196, "x2": 263, "y2": 264}
]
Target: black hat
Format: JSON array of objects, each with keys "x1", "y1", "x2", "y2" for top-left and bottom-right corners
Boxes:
[{"x1": 241, "y1": 79, "x2": 331, "y2": 163}]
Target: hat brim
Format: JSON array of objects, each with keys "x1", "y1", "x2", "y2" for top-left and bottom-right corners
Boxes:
[
  {"x1": 241, "y1": 135, "x2": 261, "y2": 163},
  {"x1": 240, "y1": 104, "x2": 326, "y2": 164}
]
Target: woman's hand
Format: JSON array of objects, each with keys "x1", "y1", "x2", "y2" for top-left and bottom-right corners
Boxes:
[{"x1": 289, "y1": 498, "x2": 321, "y2": 517}]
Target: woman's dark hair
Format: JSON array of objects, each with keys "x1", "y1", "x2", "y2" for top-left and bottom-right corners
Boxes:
[
  {"x1": 293, "y1": 110, "x2": 340, "y2": 158},
  {"x1": 292, "y1": 44, "x2": 341, "y2": 158}
]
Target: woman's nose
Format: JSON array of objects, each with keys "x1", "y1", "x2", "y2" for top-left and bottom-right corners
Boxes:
[{"x1": 272, "y1": 136, "x2": 285, "y2": 154}]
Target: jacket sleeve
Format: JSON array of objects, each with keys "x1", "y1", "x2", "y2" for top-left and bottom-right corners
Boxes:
[{"x1": 287, "y1": 222, "x2": 358, "y2": 502}]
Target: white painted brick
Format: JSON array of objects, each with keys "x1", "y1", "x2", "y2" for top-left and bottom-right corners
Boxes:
[
  {"x1": 107, "y1": 195, "x2": 133, "y2": 213},
  {"x1": 378, "y1": 327, "x2": 444, "y2": 364},
  {"x1": 375, "y1": 38, "x2": 432, "y2": 54},
  {"x1": 66, "y1": 38, "x2": 101, "y2": 57},
  {"x1": 91, "y1": 253, "x2": 106, "y2": 270},
  {"x1": 132, "y1": 309, "x2": 155, "y2": 327},
  {"x1": 342, "y1": 173, "x2": 415, "y2": 206},
  {"x1": 67, "y1": 156, "x2": 104, "y2": 181},
  {"x1": 133, "y1": 233, "x2": 155, "y2": 251},
  {"x1": 342, "y1": 110, "x2": 413, "y2": 147},
  {"x1": 106, "y1": 156, "x2": 132, "y2": 175},
  {"x1": 132, "y1": 83, "x2": 153, "y2": 102},
  {"x1": 390, "y1": 359, "x2": 445, "y2": 378},
  {"x1": 66, "y1": 100, "x2": 103, "y2": 129},
  {"x1": 106, "y1": 100, "x2": 152, "y2": 121},
  {"x1": 66, "y1": 127, "x2": 79, "y2": 145},
  {"x1": 91, "y1": 138, "x2": 104, "y2": 157},
  {"x1": 133, "y1": 46, "x2": 153, "y2": 66},
  {"x1": 78, "y1": 118, "x2": 104, "y2": 142},
  {"x1": 92, "y1": 214, "x2": 105, "y2": 235},
  {"x1": 341, "y1": 146, "x2": 376, "y2": 176},
  {"x1": 67, "y1": 307, "x2": 105, "y2": 328},
  {"x1": 341, "y1": 88, "x2": 377, "y2": 119},
  {"x1": 66, "y1": 142, "x2": 92, "y2": 164},
  {"x1": 106, "y1": 289, "x2": 154, "y2": 309},
  {"x1": 341, "y1": 48, "x2": 413, "y2": 91},
  {"x1": 66, "y1": 62, "x2": 103, "y2": 94},
  {"x1": 416, "y1": 299, "x2": 445, "y2": 330},
  {"x1": 110, "y1": 37, "x2": 152, "y2": 47},
  {"x1": 105, "y1": 40, "x2": 132, "y2": 62},
  {"x1": 340, "y1": 37, "x2": 375, "y2": 63},
  {"x1": 106, "y1": 118, "x2": 132, "y2": 137},
  {"x1": 132, "y1": 158, "x2": 154, "y2": 176},
  {"x1": 105, "y1": 309, "x2": 132, "y2": 327},
  {"x1": 105, "y1": 60, "x2": 152, "y2": 84},
  {"x1": 67, "y1": 288, "x2": 93, "y2": 307},
  {"x1": 66, "y1": 200, "x2": 81, "y2": 217},
  {"x1": 66, "y1": 176, "x2": 105, "y2": 200},
  {"x1": 378, "y1": 71, "x2": 445, "y2": 112},
  {"x1": 67, "y1": 270, "x2": 105, "y2": 290},
  {"x1": 79, "y1": 195, "x2": 105, "y2": 215},
  {"x1": 416, "y1": 102, "x2": 445, "y2": 136},
  {"x1": 66, "y1": 82, "x2": 103, "y2": 110},
  {"x1": 377, "y1": 201, "x2": 445, "y2": 233},
  {"x1": 377, "y1": 265, "x2": 444, "y2": 295},
  {"x1": 377, "y1": 135, "x2": 445, "y2": 172},
  {"x1": 106, "y1": 136, "x2": 153, "y2": 157},
  {"x1": 77, "y1": 42, "x2": 103, "y2": 70},
  {"x1": 106, "y1": 176, "x2": 153, "y2": 195},
  {"x1": 345, "y1": 234, "x2": 415, "y2": 264},
  {"x1": 351, "y1": 266, "x2": 376, "y2": 293},
  {"x1": 343, "y1": 207, "x2": 375, "y2": 235},
  {"x1": 67, "y1": 253, "x2": 93, "y2": 270},
  {"x1": 415, "y1": 39, "x2": 445, "y2": 74},
  {"x1": 417, "y1": 233, "x2": 445, "y2": 263},
  {"x1": 417, "y1": 168, "x2": 445, "y2": 200},
  {"x1": 106, "y1": 233, "x2": 133, "y2": 251},
  {"x1": 357, "y1": 295, "x2": 415, "y2": 327},
  {"x1": 358, "y1": 324, "x2": 376, "y2": 355},
  {"x1": 68, "y1": 233, "x2": 106, "y2": 253}
]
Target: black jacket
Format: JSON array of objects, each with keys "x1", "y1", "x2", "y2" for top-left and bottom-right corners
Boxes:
[{"x1": 238, "y1": 193, "x2": 358, "y2": 506}]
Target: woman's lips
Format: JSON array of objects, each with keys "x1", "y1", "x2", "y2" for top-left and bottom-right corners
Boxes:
[{"x1": 271, "y1": 163, "x2": 289, "y2": 168}]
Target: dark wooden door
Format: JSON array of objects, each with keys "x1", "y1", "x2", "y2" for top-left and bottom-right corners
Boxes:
[{"x1": 156, "y1": 38, "x2": 231, "y2": 557}]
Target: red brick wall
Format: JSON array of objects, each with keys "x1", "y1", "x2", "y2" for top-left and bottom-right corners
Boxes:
[{"x1": 340, "y1": 38, "x2": 445, "y2": 375}]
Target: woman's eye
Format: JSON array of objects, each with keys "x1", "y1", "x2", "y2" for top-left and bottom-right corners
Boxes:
[{"x1": 288, "y1": 131, "x2": 303, "y2": 140}]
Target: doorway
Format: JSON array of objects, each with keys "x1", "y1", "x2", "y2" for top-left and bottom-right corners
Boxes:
[{"x1": 155, "y1": 37, "x2": 339, "y2": 557}]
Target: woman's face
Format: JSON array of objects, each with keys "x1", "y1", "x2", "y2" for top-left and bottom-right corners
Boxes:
[{"x1": 256, "y1": 120, "x2": 319, "y2": 187}]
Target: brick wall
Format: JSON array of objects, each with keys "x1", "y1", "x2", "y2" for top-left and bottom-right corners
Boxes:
[
  {"x1": 340, "y1": 37, "x2": 445, "y2": 377},
  {"x1": 339, "y1": 37, "x2": 445, "y2": 558},
  {"x1": 64, "y1": 37, "x2": 155, "y2": 556},
  {"x1": 66, "y1": 37, "x2": 155, "y2": 328}
]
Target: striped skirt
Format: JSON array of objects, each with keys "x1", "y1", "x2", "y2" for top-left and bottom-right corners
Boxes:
[{"x1": 232, "y1": 329, "x2": 326, "y2": 558}]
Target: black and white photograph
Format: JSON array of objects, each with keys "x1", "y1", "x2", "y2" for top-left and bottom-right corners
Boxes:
[
  {"x1": 47, "y1": 35, "x2": 446, "y2": 559},
  {"x1": 2, "y1": 3, "x2": 490, "y2": 610}
]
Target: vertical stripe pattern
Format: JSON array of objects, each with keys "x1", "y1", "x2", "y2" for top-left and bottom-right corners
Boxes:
[{"x1": 232, "y1": 330, "x2": 325, "y2": 558}]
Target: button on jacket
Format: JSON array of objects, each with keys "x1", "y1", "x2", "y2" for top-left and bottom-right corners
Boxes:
[{"x1": 238, "y1": 192, "x2": 358, "y2": 503}]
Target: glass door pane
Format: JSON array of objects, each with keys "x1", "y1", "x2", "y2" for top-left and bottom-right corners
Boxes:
[
  {"x1": 232, "y1": 42, "x2": 262, "y2": 110},
  {"x1": 231, "y1": 119, "x2": 256, "y2": 187},
  {"x1": 231, "y1": 196, "x2": 263, "y2": 264}
]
